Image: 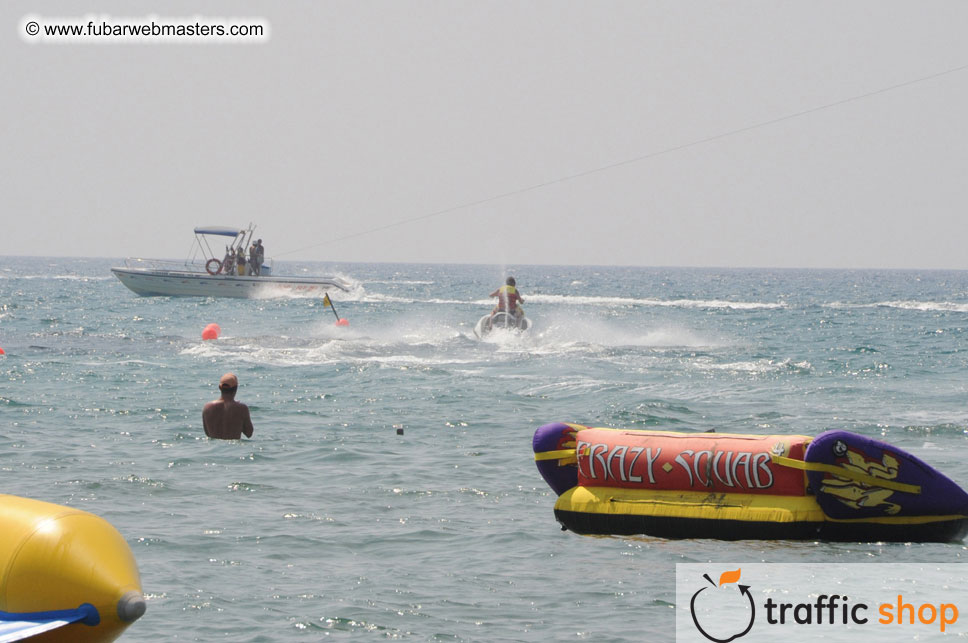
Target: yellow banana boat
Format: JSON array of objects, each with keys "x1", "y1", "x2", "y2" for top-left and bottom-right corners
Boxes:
[{"x1": 0, "y1": 494, "x2": 145, "y2": 642}]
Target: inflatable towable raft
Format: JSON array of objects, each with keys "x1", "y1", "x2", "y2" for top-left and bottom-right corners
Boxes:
[
  {"x1": 0, "y1": 494, "x2": 145, "y2": 642},
  {"x1": 533, "y1": 423, "x2": 968, "y2": 542}
]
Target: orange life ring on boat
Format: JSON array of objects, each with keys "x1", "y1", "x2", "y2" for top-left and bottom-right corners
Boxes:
[{"x1": 205, "y1": 258, "x2": 222, "y2": 275}]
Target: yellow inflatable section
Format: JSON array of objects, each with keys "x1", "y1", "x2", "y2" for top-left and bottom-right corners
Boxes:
[{"x1": 0, "y1": 494, "x2": 145, "y2": 642}]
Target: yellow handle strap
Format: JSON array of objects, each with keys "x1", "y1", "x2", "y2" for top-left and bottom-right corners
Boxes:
[
  {"x1": 535, "y1": 448, "x2": 576, "y2": 462},
  {"x1": 771, "y1": 455, "x2": 921, "y2": 494}
]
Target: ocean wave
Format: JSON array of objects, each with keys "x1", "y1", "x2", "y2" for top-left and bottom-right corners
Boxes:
[
  {"x1": 829, "y1": 300, "x2": 968, "y2": 313},
  {"x1": 311, "y1": 291, "x2": 785, "y2": 309},
  {"x1": 176, "y1": 315, "x2": 729, "y2": 368},
  {"x1": 525, "y1": 294, "x2": 786, "y2": 310},
  {"x1": 533, "y1": 318, "x2": 724, "y2": 350},
  {"x1": 249, "y1": 286, "x2": 359, "y2": 301},
  {"x1": 54, "y1": 275, "x2": 112, "y2": 281},
  {"x1": 352, "y1": 354, "x2": 480, "y2": 367},
  {"x1": 249, "y1": 287, "x2": 328, "y2": 300},
  {"x1": 178, "y1": 326, "x2": 626, "y2": 367},
  {"x1": 875, "y1": 300, "x2": 968, "y2": 313},
  {"x1": 0, "y1": 397, "x2": 32, "y2": 407},
  {"x1": 6, "y1": 274, "x2": 112, "y2": 281},
  {"x1": 348, "y1": 293, "x2": 469, "y2": 305},
  {"x1": 243, "y1": 273, "x2": 362, "y2": 300},
  {"x1": 178, "y1": 333, "x2": 477, "y2": 368},
  {"x1": 519, "y1": 378, "x2": 612, "y2": 397},
  {"x1": 691, "y1": 357, "x2": 812, "y2": 375}
]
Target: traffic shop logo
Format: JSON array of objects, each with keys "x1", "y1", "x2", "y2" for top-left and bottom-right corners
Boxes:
[
  {"x1": 689, "y1": 569, "x2": 755, "y2": 642},
  {"x1": 683, "y1": 565, "x2": 961, "y2": 640}
]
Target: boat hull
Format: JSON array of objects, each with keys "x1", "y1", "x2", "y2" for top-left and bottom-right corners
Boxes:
[
  {"x1": 552, "y1": 488, "x2": 968, "y2": 542},
  {"x1": 111, "y1": 268, "x2": 349, "y2": 298},
  {"x1": 553, "y1": 508, "x2": 968, "y2": 542}
]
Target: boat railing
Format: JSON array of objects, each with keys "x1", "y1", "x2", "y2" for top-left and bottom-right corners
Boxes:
[{"x1": 120, "y1": 257, "x2": 204, "y2": 272}]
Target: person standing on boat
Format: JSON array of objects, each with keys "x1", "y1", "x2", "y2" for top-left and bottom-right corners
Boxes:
[
  {"x1": 490, "y1": 276, "x2": 525, "y2": 318},
  {"x1": 248, "y1": 241, "x2": 259, "y2": 275},
  {"x1": 236, "y1": 246, "x2": 246, "y2": 276},
  {"x1": 202, "y1": 373, "x2": 254, "y2": 440},
  {"x1": 254, "y1": 239, "x2": 265, "y2": 276},
  {"x1": 221, "y1": 246, "x2": 236, "y2": 275}
]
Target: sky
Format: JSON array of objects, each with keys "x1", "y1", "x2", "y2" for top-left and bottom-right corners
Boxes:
[{"x1": 4, "y1": 1, "x2": 968, "y2": 269}]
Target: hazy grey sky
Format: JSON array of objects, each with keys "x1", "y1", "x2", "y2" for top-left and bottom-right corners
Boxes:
[{"x1": 5, "y1": 2, "x2": 968, "y2": 268}]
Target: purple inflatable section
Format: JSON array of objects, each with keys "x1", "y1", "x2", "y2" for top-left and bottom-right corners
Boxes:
[
  {"x1": 805, "y1": 430, "x2": 968, "y2": 520},
  {"x1": 533, "y1": 422, "x2": 579, "y2": 496}
]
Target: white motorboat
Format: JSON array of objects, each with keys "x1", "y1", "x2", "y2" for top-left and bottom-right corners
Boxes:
[{"x1": 111, "y1": 226, "x2": 351, "y2": 298}]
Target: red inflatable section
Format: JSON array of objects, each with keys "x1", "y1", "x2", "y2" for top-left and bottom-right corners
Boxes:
[{"x1": 575, "y1": 428, "x2": 811, "y2": 496}]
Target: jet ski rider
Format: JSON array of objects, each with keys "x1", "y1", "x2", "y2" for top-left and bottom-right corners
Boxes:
[{"x1": 490, "y1": 277, "x2": 525, "y2": 319}]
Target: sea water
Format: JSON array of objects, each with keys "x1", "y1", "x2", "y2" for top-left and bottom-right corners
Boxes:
[{"x1": 1, "y1": 257, "x2": 967, "y2": 641}]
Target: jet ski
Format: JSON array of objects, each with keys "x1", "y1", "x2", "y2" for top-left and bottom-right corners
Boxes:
[{"x1": 474, "y1": 311, "x2": 532, "y2": 338}]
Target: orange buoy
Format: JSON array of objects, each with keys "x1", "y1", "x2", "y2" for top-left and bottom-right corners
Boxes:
[
  {"x1": 0, "y1": 347, "x2": 5, "y2": 355},
  {"x1": 201, "y1": 325, "x2": 219, "y2": 340},
  {"x1": 335, "y1": 318, "x2": 349, "y2": 327}
]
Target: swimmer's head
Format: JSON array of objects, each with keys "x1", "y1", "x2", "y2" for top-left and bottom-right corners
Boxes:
[{"x1": 219, "y1": 373, "x2": 238, "y2": 395}]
